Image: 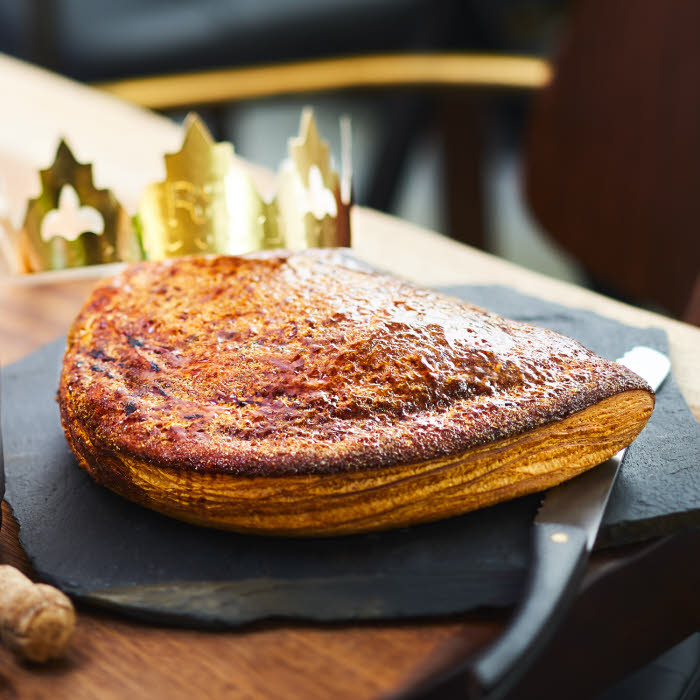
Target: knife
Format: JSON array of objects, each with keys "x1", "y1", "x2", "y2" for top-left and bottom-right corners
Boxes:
[{"x1": 397, "y1": 346, "x2": 671, "y2": 700}]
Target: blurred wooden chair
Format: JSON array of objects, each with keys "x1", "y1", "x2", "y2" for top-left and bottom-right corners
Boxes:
[{"x1": 524, "y1": 0, "x2": 700, "y2": 325}]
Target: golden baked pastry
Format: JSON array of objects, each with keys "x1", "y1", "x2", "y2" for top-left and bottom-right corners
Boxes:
[{"x1": 58, "y1": 250, "x2": 653, "y2": 535}]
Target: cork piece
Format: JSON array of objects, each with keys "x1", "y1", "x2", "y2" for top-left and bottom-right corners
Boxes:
[{"x1": 0, "y1": 565, "x2": 75, "y2": 662}]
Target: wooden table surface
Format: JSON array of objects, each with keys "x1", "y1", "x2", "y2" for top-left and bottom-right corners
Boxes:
[{"x1": 0, "y1": 53, "x2": 699, "y2": 699}]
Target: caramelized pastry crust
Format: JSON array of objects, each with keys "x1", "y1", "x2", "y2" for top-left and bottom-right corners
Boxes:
[{"x1": 59, "y1": 250, "x2": 650, "y2": 484}]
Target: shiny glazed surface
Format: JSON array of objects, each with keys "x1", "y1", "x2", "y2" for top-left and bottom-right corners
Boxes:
[{"x1": 59, "y1": 250, "x2": 649, "y2": 476}]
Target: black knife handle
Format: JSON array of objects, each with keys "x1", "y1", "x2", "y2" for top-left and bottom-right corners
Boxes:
[
  {"x1": 465, "y1": 522, "x2": 589, "y2": 699},
  {"x1": 394, "y1": 522, "x2": 589, "y2": 700}
]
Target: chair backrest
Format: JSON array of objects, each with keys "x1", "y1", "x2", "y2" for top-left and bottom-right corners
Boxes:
[{"x1": 524, "y1": 0, "x2": 700, "y2": 323}]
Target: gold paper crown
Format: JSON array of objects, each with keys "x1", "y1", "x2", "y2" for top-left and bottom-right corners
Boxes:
[
  {"x1": 1, "y1": 141, "x2": 141, "y2": 274},
  {"x1": 1, "y1": 109, "x2": 351, "y2": 275}
]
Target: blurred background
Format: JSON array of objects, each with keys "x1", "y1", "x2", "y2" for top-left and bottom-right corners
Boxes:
[
  {"x1": 0, "y1": 1, "x2": 699, "y2": 697},
  {"x1": 0, "y1": 0, "x2": 697, "y2": 325}
]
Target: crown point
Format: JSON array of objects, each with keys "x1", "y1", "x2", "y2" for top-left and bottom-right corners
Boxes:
[
  {"x1": 290, "y1": 107, "x2": 332, "y2": 189},
  {"x1": 162, "y1": 113, "x2": 234, "y2": 184},
  {"x1": 299, "y1": 107, "x2": 318, "y2": 140},
  {"x1": 182, "y1": 113, "x2": 215, "y2": 147},
  {"x1": 55, "y1": 138, "x2": 73, "y2": 157}
]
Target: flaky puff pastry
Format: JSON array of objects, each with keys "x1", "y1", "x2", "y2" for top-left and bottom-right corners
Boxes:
[{"x1": 58, "y1": 251, "x2": 653, "y2": 535}]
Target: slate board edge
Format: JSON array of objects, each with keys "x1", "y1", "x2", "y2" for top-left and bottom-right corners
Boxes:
[{"x1": 71, "y1": 571, "x2": 523, "y2": 629}]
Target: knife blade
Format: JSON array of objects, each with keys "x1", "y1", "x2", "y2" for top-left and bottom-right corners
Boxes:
[{"x1": 396, "y1": 346, "x2": 671, "y2": 700}]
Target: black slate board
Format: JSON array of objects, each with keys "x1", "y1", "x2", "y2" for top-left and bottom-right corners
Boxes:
[{"x1": 2, "y1": 286, "x2": 698, "y2": 627}]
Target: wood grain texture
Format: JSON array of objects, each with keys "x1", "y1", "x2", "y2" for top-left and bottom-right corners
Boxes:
[{"x1": 0, "y1": 53, "x2": 698, "y2": 699}]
